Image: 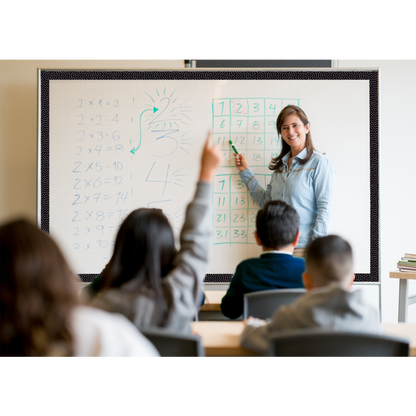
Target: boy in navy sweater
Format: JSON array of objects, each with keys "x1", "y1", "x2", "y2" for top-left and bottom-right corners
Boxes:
[{"x1": 221, "y1": 200, "x2": 305, "y2": 319}]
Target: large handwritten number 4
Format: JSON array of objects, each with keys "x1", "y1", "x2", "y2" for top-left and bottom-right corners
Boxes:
[
  {"x1": 145, "y1": 161, "x2": 186, "y2": 195},
  {"x1": 145, "y1": 161, "x2": 171, "y2": 195}
]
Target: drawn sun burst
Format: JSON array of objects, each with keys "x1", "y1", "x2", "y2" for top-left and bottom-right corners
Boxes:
[{"x1": 142, "y1": 85, "x2": 195, "y2": 158}]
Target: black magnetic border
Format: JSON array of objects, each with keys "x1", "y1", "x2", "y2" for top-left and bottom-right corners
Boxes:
[{"x1": 39, "y1": 70, "x2": 379, "y2": 283}]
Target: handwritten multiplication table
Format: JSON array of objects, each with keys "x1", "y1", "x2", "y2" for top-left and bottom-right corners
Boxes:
[{"x1": 50, "y1": 81, "x2": 197, "y2": 272}]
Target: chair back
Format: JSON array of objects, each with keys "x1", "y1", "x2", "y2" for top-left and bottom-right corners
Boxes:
[
  {"x1": 268, "y1": 329, "x2": 410, "y2": 357},
  {"x1": 140, "y1": 327, "x2": 205, "y2": 357},
  {"x1": 243, "y1": 288, "x2": 306, "y2": 320}
]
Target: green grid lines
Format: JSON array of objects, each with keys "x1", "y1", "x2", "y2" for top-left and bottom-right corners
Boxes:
[
  {"x1": 212, "y1": 97, "x2": 299, "y2": 167},
  {"x1": 212, "y1": 173, "x2": 271, "y2": 245},
  {"x1": 211, "y1": 96, "x2": 298, "y2": 245}
]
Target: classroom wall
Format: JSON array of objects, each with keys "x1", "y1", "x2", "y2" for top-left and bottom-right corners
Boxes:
[
  {"x1": 338, "y1": 60, "x2": 416, "y2": 323},
  {"x1": 1, "y1": 59, "x2": 415, "y2": 323}
]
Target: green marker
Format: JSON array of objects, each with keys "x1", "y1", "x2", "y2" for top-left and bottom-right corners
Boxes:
[{"x1": 229, "y1": 140, "x2": 239, "y2": 154}]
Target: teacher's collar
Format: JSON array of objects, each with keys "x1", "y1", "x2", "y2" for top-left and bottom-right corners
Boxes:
[{"x1": 283, "y1": 147, "x2": 308, "y2": 163}]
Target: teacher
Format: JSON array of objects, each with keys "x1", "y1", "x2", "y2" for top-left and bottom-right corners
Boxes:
[{"x1": 234, "y1": 105, "x2": 335, "y2": 257}]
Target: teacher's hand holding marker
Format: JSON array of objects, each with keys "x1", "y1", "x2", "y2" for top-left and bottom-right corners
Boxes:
[{"x1": 232, "y1": 105, "x2": 335, "y2": 257}]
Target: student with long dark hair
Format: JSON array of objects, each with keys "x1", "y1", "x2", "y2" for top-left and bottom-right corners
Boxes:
[
  {"x1": 90, "y1": 133, "x2": 220, "y2": 333},
  {"x1": 0, "y1": 219, "x2": 159, "y2": 357}
]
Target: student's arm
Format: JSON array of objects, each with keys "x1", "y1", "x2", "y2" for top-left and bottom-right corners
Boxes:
[
  {"x1": 166, "y1": 181, "x2": 211, "y2": 300},
  {"x1": 165, "y1": 134, "x2": 220, "y2": 317},
  {"x1": 220, "y1": 267, "x2": 245, "y2": 319},
  {"x1": 240, "y1": 318, "x2": 270, "y2": 356}
]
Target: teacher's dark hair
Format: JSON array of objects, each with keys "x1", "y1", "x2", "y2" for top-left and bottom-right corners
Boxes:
[
  {"x1": 0, "y1": 219, "x2": 78, "y2": 356},
  {"x1": 269, "y1": 105, "x2": 319, "y2": 171},
  {"x1": 256, "y1": 200, "x2": 299, "y2": 249},
  {"x1": 99, "y1": 208, "x2": 176, "y2": 326}
]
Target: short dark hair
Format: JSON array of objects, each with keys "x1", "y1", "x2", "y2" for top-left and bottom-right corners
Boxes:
[
  {"x1": 305, "y1": 235, "x2": 353, "y2": 287},
  {"x1": 255, "y1": 200, "x2": 299, "y2": 249}
]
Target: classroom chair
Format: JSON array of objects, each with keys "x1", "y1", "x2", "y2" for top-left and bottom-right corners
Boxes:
[
  {"x1": 243, "y1": 288, "x2": 306, "y2": 320},
  {"x1": 139, "y1": 327, "x2": 205, "y2": 357},
  {"x1": 268, "y1": 328, "x2": 410, "y2": 357}
]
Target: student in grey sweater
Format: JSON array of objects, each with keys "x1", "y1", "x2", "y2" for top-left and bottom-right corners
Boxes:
[
  {"x1": 240, "y1": 235, "x2": 382, "y2": 355},
  {"x1": 91, "y1": 133, "x2": 220, "y2": 334}
]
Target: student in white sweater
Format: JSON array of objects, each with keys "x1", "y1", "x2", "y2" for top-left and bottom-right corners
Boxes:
[{"x1": 0, "y1": 218, "x2": 158, "y2": 357}]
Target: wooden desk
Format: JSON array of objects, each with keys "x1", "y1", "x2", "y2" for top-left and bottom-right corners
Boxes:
[
  {"x1": 198, "y1": 291, "x2": 231, "y2": 321},
  {"x1": 382, "y1": 323, "x2": 416, "y2": 355},
  {"x1": 191, "y1": 321, "x2": 256, "y2": 356},
  {"x1": 390, "y1": 271, "x2": 416, "y2": 322},
  {"x1": 191, "y1": 321, "x2": 416, "y2": 357},
  {"x1": 200, "y1": 291, "x2": 226, "y2": 312}
]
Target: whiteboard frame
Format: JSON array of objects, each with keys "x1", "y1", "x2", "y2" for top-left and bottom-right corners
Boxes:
[{"x1": 37, "y1": 68, "x2": 380, "y2": 283}]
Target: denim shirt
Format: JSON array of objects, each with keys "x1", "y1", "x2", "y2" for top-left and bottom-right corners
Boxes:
[{"x1": 239, "y1": 148, "x2": 335, "y2": 248}]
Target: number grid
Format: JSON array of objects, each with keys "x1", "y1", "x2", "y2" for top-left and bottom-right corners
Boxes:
[
  {"x1": 212, "y1": 173, "x2": 271, "y2": 245},
  {"x1": 211, "y1": 97, "x2": 287, "y2": 246},
  {"x1": 212, "y1": 97, "x2": 298, "y2": 168}
]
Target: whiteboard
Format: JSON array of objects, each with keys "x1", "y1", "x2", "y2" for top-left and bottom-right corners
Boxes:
[{"x1": 38, "y1": 69, "x2": 379, "y2": 282}]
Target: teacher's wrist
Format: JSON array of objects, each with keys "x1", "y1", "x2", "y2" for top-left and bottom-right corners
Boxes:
[{"x1": 239, "y1": 167, "x2": 253, "y2": 177}]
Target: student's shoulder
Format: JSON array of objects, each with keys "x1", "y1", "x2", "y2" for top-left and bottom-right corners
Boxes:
[
  {"x1": 71, "y1": 306, "x2": 159, "y2": 356},
  {"x1": 286, "y1": 255, "x2": 305, "y2": 267},
  {"x1": 239, "y1": 254, "x2": 304, "y2": 272},
  {"x1": 237, "y1": 257, "x2": 263, "y2": 268},
  {"x1": 73, "y1": 304, "x2": 128, "y2": 326},
  {"x1": 293, "y1": 255, "x2": 306, "y2": 263},
  {"x1": 71, "y1": 305, "x2": 125, "y2": 341},
  {"x1": 72, "y1": 305, "x2": 148, "y2": 342},
  {"x1": 231, "y1": 257, "x2": 263, "y2": 279}
]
